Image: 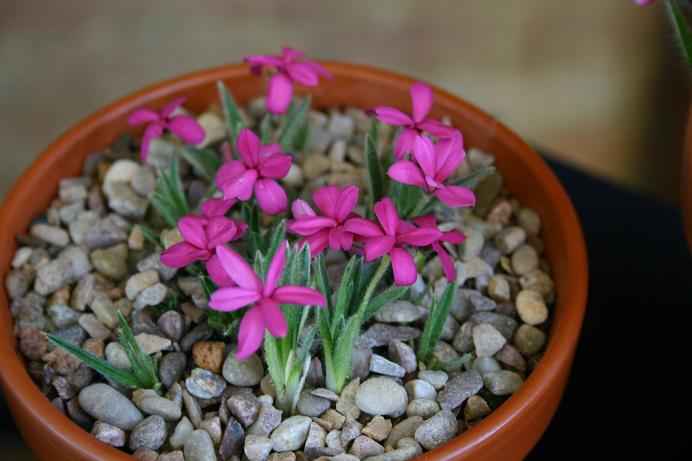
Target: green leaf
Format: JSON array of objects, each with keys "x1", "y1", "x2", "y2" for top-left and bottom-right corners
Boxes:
[
  {"x1": 365, "y1": 132, "x2": 384, "y2": 203},
  {"x1": 180, "y1": 145, "x2": 222, "y2": 182},
  {"x1": 217, "y1": 81, "x2": 244, "y2": 154},
  {"x1": 315, "y1": 254, "x2": 332, "y2": 311},
  {"x1": 136, "y1": 224, "x2": 161, "y2": 247},
  {"x1": 332, "y1": 256, "x2": 359, "y2": 337},
  {"x1": 242, "y1": 201, "x2": 262, "y2": 257},
  {"x1": 362, "y1": 285, "x2": 409, "y2": 322},
  {"x1": 292, "y1": 326, "x2": 316, "y2": 378},
  {"x1": 452, "y1": 166, "x2": 495, "y2": 189},
  {"x1": 260, "y1": 113, "x2": 273, "y2": 143},
  {"x1": 294, "y1": 123, "x2": 310, "y2": 154},
  {"x1": 668, "y1": 0, "x2": 692, "y2": 67},
  {"x1": 417, "y1": 278, "x2": 458, "y2": 363},
  {"x1": 117, "y1": 312, "x2": 160, "y2": 390},
  {"x1": 264, "y1": 334, "x2": 286, "y2": 391},
  {"x1": 263, "y1": 220, "x2": 286, "y2": 267},
  {"x1": 331, "y1": 316, "x2": 361, "y2": 392},
  {"x1": 430, "y1": 353, "x2": 473, "y2": 371},
  {"x1": 45, "y1": 333, "x2": 142, "y2": 389},
  {"x1": 151, "y1": 152, "x2": 189, "y2": 227},
  {"x1": 279, "y1": 97, "x2": 311, "y2": 151}
]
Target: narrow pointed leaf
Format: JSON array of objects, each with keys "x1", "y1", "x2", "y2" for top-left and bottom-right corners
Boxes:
[
  {"x1": 363, "y1": 285, "x2": 409, "y2": 322},
  {"x1": 180, "y1": 145, "x2": 222, "y2": 182},
  {"x1": 417, "y1": 278, "x2": 458, "y2": 363},
  {"x1": 452, "y1": 166, "x2": 495, "y2": 189},
  {"x1": 365, "y1": 132, "x2": 384, "y2": 203},
  {"x1": 279, "y1": 97, "x2": 311, "y2": 151},
  {"x1": 217, "y1": 81, "x2": 244, "y2": 155}
]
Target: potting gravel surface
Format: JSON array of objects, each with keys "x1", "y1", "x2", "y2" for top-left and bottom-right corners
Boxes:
[{"x1": 5, "y1": 99, "x2": 556, "y2": 461}]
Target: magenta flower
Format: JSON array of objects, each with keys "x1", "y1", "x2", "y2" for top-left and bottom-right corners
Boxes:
[
  {"x1": 344, "y1": 197, "x2": 441, "y2": 286},
  {"x1": 209, "y1": 241, "x2": 327, "y2": 359},
  {"x1": 288, "y1": 185, "x2": 361, "y2": 256},
  {"x1": 127, "y1": 96, "x2": 206, "y2": 161},
  {"x1": 160, "y1": 199, "x2": 246, "y2": 287},
  {"x1": 388, "y1": 134, "x2": 476, "y2": 208},
  {"x1": 367, "y1": 82, "x2": 458, "y2": 159},
  {"x1": 411, "y1": 214, "x2": 466, "y2": 282},
  {"x1": 215, "y1": 128, "x2": 291, "y2": 216},
  {"x1": 244, "y1": 46, "x2": 332, "y2": 115}
]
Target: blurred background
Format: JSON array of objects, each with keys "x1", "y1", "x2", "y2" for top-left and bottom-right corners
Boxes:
[{"x1": 0, "y1": 0, "x2": 689, "y2": 459}]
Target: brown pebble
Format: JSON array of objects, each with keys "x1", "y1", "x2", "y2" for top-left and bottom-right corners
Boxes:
[{"x1": 192, "y1": 341, "x2": 225, "y2": 373}]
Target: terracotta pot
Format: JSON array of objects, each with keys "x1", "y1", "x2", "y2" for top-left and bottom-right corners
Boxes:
[
  {"x1": 0, "y1": 62, "x2": 588, "y2": 460},
  {"x1": 683, "y1": 101, "x2": 692, "y2": 252}
]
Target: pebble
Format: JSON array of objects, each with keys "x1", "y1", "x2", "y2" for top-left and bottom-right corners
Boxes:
[
  {"x1": 184, "y1": 430, "x2": 217, "y2": 461},
  {"x1": 483, "y1": 370, "x2": 524, "y2": 395},
  {"x1": 90, "y1": 243, "x2": 128, "y2": 281},
  {"x1": 469, "y1": 312, "x2": 518, "y2": 341},
  {"x1": 297, "y1": 390, "x2": 331, "y2": 417},
  {"x1": 133, "y1": 448, "x2": 158, "y2": 461},
  {"x1": 459, "y1": 227, "x2": 484, "y2": 261},
  {"x1": 472, "y1": 356, "x2": 502, "y2": 377},
  {"x1": 511, "y1": 244, "x2": 539, "y2": 275},
  {"x1": 494, "y1": 226, "x2": 526, "y2": 254},
  {"x1": 104, "y1": 159, "x2": 140, "y2": 184},
  {"x1": 385, "y1": 416, "x2": 423, "y2": 449},
  {"x1": 133, "y1": 389, "x2": 182, "y2": 421},
  {"x1": 11, "y1": 247, "x2": 32, "y2": 268},
  {"x1": 59, "y1": 177, "x2": 89, "y2": 203},
  {"x1": 340, "y1": 417, "x2": 362, "y2": 446},
  {"x1": 406, "y1": 399, "x2": 440, "y2": 418},
  {"x1": 268, "y1": 453, "x2": 296, "y2": 461},
  {"x1": 302, "y1": 153, "x2": 331, "y2": 180},
  {"x1": 328, "y1": 112, "x2": 355, "y2": 139},
  {"x1": 78, "y1": 383, "x2": 143, "y2": 430},
  {"x1": 132, "y1": 166, "x2": 156, "y2": 196},
  {"x1": 310, "y1": 388, "x2": 339, "y2": 402},
  {"x1": 350, "y1": 435, "x2": 384, "y2": 459},
  {"x1": 472, "y1": 323, "x2": 507, "y2": 357},
  {"x1": 89, "y1": 293, "x2": 118, "y2": 328},
  {"x1": 244, "y1": 434, "x2": 273, "y2": 461},
  {"x1": 227, "y1": 388, "x2": 261, "y2": 427},
  {"x1": 134, "y1": 283, "x2": 168, "y2": 309},
  {"x1": 138, "y1": 253, "x2": 178, "y2": 281},
  {"x1": 192, "y1": 341, "x2": 225, "y2": 373},
  {"x1": 18, "y1": 328, "x2": 48, "y2": 360},
  {"x1": 369, "y1": 354, "x2": 406, "y2": 378},
  {"x1": 361, "y1": 415, "x2": 391, "y2": 442},
  {"x1": 436, "y1": 370, "x2": 483, "y2": 411},
  {"x1": 463, "y1": 395, "x2": 491, "y2": 421},
  {"x1": 488, "y1": 275, "x2": 511, "y2": 302},
  {"x1": 321, "y1": 409, "x2": 346, "y2": 430},
  {"x1": 514, "y1": 324, "x2": 547, "y2": 356},
  {"x1": 136, "y1": 333, "x2": 172, "y2": 354},
  {"x1": 359, "y1": 324, "x2": 420, "y2": 348},
  {"x1": 185, "y1": 368, "x2": 227, "y2": 399},
  {"x1": 374, "y1": 301, "x2": 426, "y2": 324},
  {"x1": 59, "y1": 201, "x2": 86, "y2": 223},
  {"x1": 271, "y1": 415, "x2": 312, "y2": 452},
  {"x1": 126, "y1": 270, "x2": 160, "y2": 300},
  {"x1": 418, "y1": 370, "x2": 448, "y2": 390},
  {"x1": 35, "y1": 259, "x2": 70, "y2": 295},
  {"x1": 157, "y1": 452, "x2": 185, "y2": 461},
  {"x1": 387, "y1": 340, "x2": 417, "y2": 374},
  {"x1": 305, "y1": 421, "x2": 327, "y2": 449},
  {"x1": 355, "y1": 377, "x2": 407, "y2": 417},
  {"x1": 494, "y1": 344, "x2": 527, "y2": 372},
  {"x1": 30, "y1": 223, "x2": 70, "y2": 247},
  {"x1": 414, "y1": 410, "x2": 458, "y2": 450},
  {"x1": 78, "y1": 314, "x2": 112, "y2": 341},
  {"x1": 5, "y1": 270, "x2": 28, "y2": 299},
  {"x1": 517, "y1": 207, "x2": 541, "y2": 235},
  {"x1": 247, "y1": 403, "x2": 283, "y2": 436},
  {"x1": 181, "y1": 323, "x2": 215, "y2": 352},
  {"x1": 85, "y1": 216, "x2": 128, "y2": 250},
  {"x1": 404, "y1": 380, "x2": 437, "y2": 401},
  {"x1": 222, "y1": 352, "x2": 263, "y2": 387},
  {"x1": 157, "y1": 310, "x2": 184, "y2": 341},
  {"x1": 516, "y1": 290, "x2": 549, "y2": 325},
  {"x1": 91, "y1": 421, "x2": 126, "y2": 447},
  {"x1": 104, "y1": 342, "x2": 130, "y2": 369},
  {"x1": 129, "y1": 415, "x2": 167, "y2": 451},
  {"x1": 169, "y1": 416, "x2": 194, "y2": 449},
  {"x1": 219, "y1": 416, "x2": 245, "y2": 458},
  {"x1": 519, "y1": 269, "x2": 554, "y2": 296}
]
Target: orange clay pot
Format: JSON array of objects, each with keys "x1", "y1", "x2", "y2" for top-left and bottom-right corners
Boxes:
[
  {"x1": 0, "y1": 62, "x2": 588, "y2": 461},
  {"x1": 683, "y1": 101, "x2": 692, "y2": 252}
]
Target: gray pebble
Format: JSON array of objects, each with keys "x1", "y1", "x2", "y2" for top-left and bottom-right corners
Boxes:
[
  {"x1": 414, "y1": 409, "x2": 458, "y2": 450},
  {"x1": 184, "y1": 430, "x2": 217, "y2": 461},
  {"x1": 369, "y1": 354, "x2": 406, "y2": 378},
  {"x1": 355, "y1": 377, "x2": 408, "y2": 417},
  {"x1": 483, "y1": 370, "x2": 524, "y2": 395},
  {"x1": 297, "y1": 390, "x2": 331, "y2": 417},
  {"x1": 78, "y1": 383, "x2": 143, "y2": 430},
  {"x1": 271, "y1": 415, "x2": 311, "y2": 452},
  {"x1": 374, "y1": 300, "x2": 427, "y2": 324},
  {"x1": 436, "y1": 370, "x2": 483, "y2": 411},
  {"x1": 30, "y1": 224, "x2": 69, "y2": 247},
  {"x1": 129, "y1": 415, "x2": 167, "y2": 451},
  {"x1": 185, "y1": 368, "x2": 227, "y2": 399},
  {"x1": 222, "y1": 352, "x2": 263, "y2": 387},
  {"x1": 91, "y1": 420, "x2": 126, "y2": 447}
]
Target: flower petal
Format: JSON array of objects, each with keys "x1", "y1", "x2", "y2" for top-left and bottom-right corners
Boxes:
[
  {"x1": 313, "y1": 185, "x2": 339, "y2": 218},
  {"x1": 412, "y1": 135, "x2": 437, "y2": 178},
  {"x1": 272, "y1": 286, "x2": 327, "y2": 306},
  {"x1": 434, "y1": 133, "x2": 464, "y2": 182},
  {"x1": 410, "y1": 82, "x2": 433, "y2": 124},
  {"x1": 140, "y1": 123, "x2": 164, "y2": 161},
  {"x1": 433, "y1": 241, "x2": 457, "y2": 282},
  {"x1": 289, "y1": 216, "x2": 337, "y2": 236},
  {"x1": 281, "y1": 46, "x2": 305, "y2": 62},
  {"x1": 215, "y1": 160, "x2": 246, "y2": 190},
  {"x1": 254, "y1": 179, "x2": 288, "y2": 216},
  {"x1": 259, "y1": 142, "x2": 283, "y2": 157},
  {"x1": 397, "y1": 227, "x2": 442, "y2": 247},
  {"x1": 258, "y1": 153, "x2": 292, "y2": 179},
  {"x1": 364, "y1": 235, "x2": 396, "y2": 261},
  {"x1": 334, "y1": 185, "x2": 359, "y2": 223},
  {"x1": 369, "y1": 107, "x2": 413, "y2": 126},
  {"x1": 373, "y1": 197, "x2": 399, "y2": 236},
  {"x1": 418, "y1": 119, "x2": 457, "y2": 138},
  {"x1": 259, "y1": 298, "x2": 287, "y2": 338},
  {"x1": 303, "y1": 230, "x2": 330, "y2": 256},
  {"x1": 434, "y1": 186, "x2": 476, "y2": 208},
  {"x1": 301, "y1": 60, "x2": 332, "y2": 80},
  {"x1": 441, "y1": 229, "x2": 466, "y2": 244},
  {"x1": 393, "y1": 128, "x2": 418, "y2": 160},
  {"x1": 387, "y1": 160, "x2": 426, "y2": 187},
  {"x1": 286, "y1": 62, "x2": 320, "y2": 86},
  {"x1": 390, "y1": 247, "x2": 417, "y2": 286},
  {"x1": 343, "y1": 218, "x2": 383, "y2": 238},
  {"x1": 160, "y1": 242, "x2": 209, "y2": 268},
  {"x1": 237, "y1": 128, "x2": 261, "y2": 167},
  {"x1": 223, "y1": 168, "x2": 259, "y2": 201},
  {"x1": 127, "y1": 108, "x2": 160, "y2": 125},
  {"x1": 205, "y1": 254, "x2": 236, "y2": 287},
  {"x1": 178, "y1": 215, "x2": 207, "y2": 249},
  {"x1": 264, "y1": 240, "x2": 286, "y2": 296},
  {"x1": 200, "y1": 198, "x2": 235, "y2": 218},
  {"x1": 161, "y1": 96, "x2": 186, "y2": 118},
  {"x1": 236, "y1": 306, "x2": 265, "y2": 360},
  {"x1": 291, "y1": 199, "x2": 316, "y2": 218},
  {"x1": 244, "y1": 54, "x2": 283, "y2": 73},
  {"x1": 266, "y1": 72, "x2": 293, "y2": 115},
  {"x1": 168, "y1": 115, "x2": 206, "y2": 145},
  {"x1": 215, "y1": 245, "x2": 262, "y2": 291},
  {"x1": 206, "y1": 216, "x2": 239, "y2": 249},
  {"x1": 208, "y1": 287, "x2": 262, "y2": 311},
  {"x1": 411, "y1": 214, "x2": 437, "y2": 228}
]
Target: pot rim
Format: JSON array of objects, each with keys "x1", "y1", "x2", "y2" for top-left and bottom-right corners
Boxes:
[{"x1": 0, "y1": 61, "x2": 588, "y2": 460}]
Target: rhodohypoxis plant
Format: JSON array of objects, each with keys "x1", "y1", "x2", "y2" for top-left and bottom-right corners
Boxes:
[
  {"x1": 127, "y1": 96, "x2": 206, "y2": 161},
  {"x1": 412, "y1": 213, "x2": 466, "y2": 282}
]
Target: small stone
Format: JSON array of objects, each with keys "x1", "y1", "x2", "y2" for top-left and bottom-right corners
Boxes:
[
  {"x1": 181, "y1": 323, "x2": 215, "y2": 352},
  {"x1": 157, "y1": 310, "x2": 184, "y2": 341},
  {"x1": 302, "y1": 153, "x2": 331, "y2": 181},
  {"x1": 134, "y1": 283, "x2": 168, "y2": 309},
  {"x1": 327, "y1": 113, "x2": 355, "y2": 139},
  {"x1": 483, "y1": 370, "x2": 524, "y2": 395},
  {"x1": 227, "y1": 388, "x2": 260, "y2": 428},
  {"x1": 459, "y1": 227, "x2": 484, "y2": 262},
  {"x1": 387, "y1": 341, "x2": 417, "y2": 374},
  {"x1": 126, "y1": 270, "x2": 160, "y2": 300},
  {"x1": 186, "y1": 368, "x2": 227, "y2": 399},
  {"x1": 350, "y1": 435, "x2": 384, "y2": 459},
  {"x1": 133, "y1": 448, "x2": 159, "y2": 461},
  {"x1": 494, "y1": 226, "x2": 526, "y2": 254},
  {"x1": 59, "y1": 177, "x2": 88, "y2": 203},
  {"x1": 340, "y1": 417, "x2": 362, "y2": 446},
  {"x1": 129, "y1": 226, "x2": 146, "y2": 250},
  {"x1": 182, "y1": 390, "x2": 203, "y2": 427},
  {"x1": 355, "y1": 377, "x2": 408, "y2": 417},
  {"x1": 469, "y1": 312, "x2": 518, "y2": 341},
  {"x1": 514, "y1": 324, "x2": 547, "y2": 356},
  {"x1": 247, "y1": 403, "x2": 283, "y2": 436},
  {"x1": 245, "y1": 434, "x2": 273, "y2": 461},
  {"x1": 436, "y1": 370, "x2": 483, "y2": 411},
  {"x1": 456, "y1": 257, "x2": 493, "y2": 286},
  {"x1": 297, "y1": 390, "x2": 331, "y2": 417},
  {"x1": 170, "y1": 416, "x2": 194, "y2": 449},
  {"x1": 331, "y1": 455, "x2": 358, "y2": 461},
  {"x1": 5, "y1": 270, "x2": 28, "y2": 299},
  {"x1": 219, "y1": 416, "x2": 244, "y2": 457},
  {"x1": 321, "y1": 409, "x2": 346, "y2": 430},
  {"x1": 12, "y1": 247, "x2": 33, "y2": 268},
  {"x1": 463, "y1": 395, "x2": 491, "y2": 421},
  {"x1": 329, "y1": 138, "x2": 347, "y2": 163},
  {"x1": 472, "y1": 323, "x2": 507, "y2": 357},
  {"x1": 374, "y1": 301, "x2": 426, "y2": 324},
  {"x1": 193, "y1": 341, "x2": 225, "y2": 373},
  {"x1": 432, "y1": 341, "x2": 459, "y2": 366},
  {"x1": 59, "y1": 201, "x2": 86, "y2": 223},
  {"x1": 414, "y1": 410, "x2": 457, "y2": 450},
  {"x1": 159, "y1": 351, "x2": 186, "y2": 389},
  {"x1": 104, "y1": 181, "x2": 149, "y2": 219},
  {"x1": 404, "y1": 380, "x2": 437, "y2": 401},
  {"x1": 516, "y1": 290, "x2": 549, "y2": 325},
  {"x1": 268, "y1": 453, "x2": 296, "y2": 461},
  {"x1": 44, "y1": 346, "x2": 82, "y2": 375},
  {"x1": 361, "y1": 415, "x2": 391, "y2": 442},
  {"x1": 305, "y1": 421, "x2": 327, "y2": 448},
  {"x1": 78, "y1": 314, "x2": 112, "y2": 341},
  {"x1": 385, "y1": 416, "x2": 423, "y2": 449},
  {"x1": 326, "y1": 429, "x2": 342, "y2": 449},
  {"x1": 310, "y1": 388, "x2": 339, "y2": 402},
  {"x1": 161, "y1": 228, "x2": 184, "y2": 248},
  {"x1": 89, "y1": 293, "x2": 118, "y2": 328},
  {"x1": 84, "y1": 216, "x2": 128, "y2": 249},
  {"x1": 519, "y1": 270, "x2": 554, "y2": 296},
  {"x1": 336, "y1": 378, "x2": 361, "y2": 420},
  {"x1": 91, "y1": 421, "x2": 126, "y2": 447},
  {"x1": 369, "y1": 354, "x2": 405, "y2": 378},
  {"x1": 30, "y1": 224, "x2": 69, "y2": 247},
  {"x1": 488, "y1": 275, "x2": 511, "y2": 302},
  {"x1": 157, "y1": 452, "x2": 184, "y2": 461},
  {"x1": 132, "y1": 166, "x2": 156, "y2": 196},
  {"x1": 90, "y1": 243, "x2": 128, "y2": 281},
  {"x1": 494, "y1": 344, "x2": 527, "y2": 372},
  {"x1": 137, "y1": 252, "x2": 178, "y2": 281},
  {"x1": 511, "y1": 244, "x2": 538, "y2": 275},
  {"x1": 351, "y1": 342, "x2": 372, "y2": 380},
  {"x1": 78, "y1": 383, "x2": 143, "y2": 430},
  {"x1": 18, "y1": 328, "x2": 48, "y2": 360},
  {"x1": 136, "y1": 333, "x2": 172, "y2": 354},
  {"x1": 472, "y1": 356, "x2": 502, "y2": 377},
  {"x1": 517, "y1": 207, "x2": 541, "y2": 235},
  {"x1": 104, "y1": 159, "x2": 139, "y2": 184},
  {"x1": 133, "y1": 389, "x2": 182, "y2": 421},
  {"x1": 52, "y1": 376, "x2": 75, "y2": 400},
  {"x1": 223, "y1": 352, "x2": 263, "y2": 386},
  {"x1": 281, "y1": 163, "x2": 304, "y2": 187},
  {"x1": 130, "y1": 415, "x2": 167, "y2": 451},
  {"x1": 184, "y1": 430, "x2": 217, "y2": 461},
  {"x1": 35, "y1": 259, "x2": 70, "y2": 295},
  {"x1": 359, "y1": 324, "x2": 420, "y2": 348},
  {"x1": 417, "y1": 370, "x2": 448, "y2": 390},
  {"x1": 406, "y1": 399, "x2": 440, "y2": 418},
  {"x1": 271, "y1": 415, "x2": 312, "y2": 452},
  {"x1": 104, "y1": 342, "x2": 130, "y2": 369}
]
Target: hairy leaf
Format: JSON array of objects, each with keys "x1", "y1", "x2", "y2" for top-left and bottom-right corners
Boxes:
[
  {"x1": 217, "y1": 81, "x2": 244, "y2": 154},
  {"x1": 365, "y1": 132, "x2": 384, "y2": 203},
  {"x1": 279, "y1": 97, "x2": 311, "y2": 151},
  {"x1": 362, "y1": 285, "x2": 409, "y2": 322},
  {"x1": 180, "y1": 145, "x2": 222, "y2": 182},
  {"x1": 452, "y1": 166, "x2": 495, "y2": 189},
  {"x1": 417, "y1": 278, "x2": 458, "y2": 363}
]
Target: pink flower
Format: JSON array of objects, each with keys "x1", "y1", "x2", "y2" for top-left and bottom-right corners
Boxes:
[
  {"x1": 244, "y1": 46, "x2": 332, "y2": 115},
  {"x1": 127, "y1": 96, "x2": 206, "y2": 161},
  {"x1": 288, "y1": 185, "x2": 361, "y2": 256},
  {"x1": 388, "y1": 134, "x2": 476, "y2": 208},
  {"x1": 209, "y1": 241, "x2": 327, "y2": 359},
  {"x1": 160, "y1": 201, "x2": 247, "y2": 287},
  {"x1": 215, "y1": 128, "x2": 291, "y2": 216},
  {"x1": 634, "y1": 0, "x2": 656, "y2": 4},
  {"x1": 411, "y1": 214, "x2": 466, "y2": 282},
  {"x1": 367, "y1": 82, "x2": 458, "y2": 159},
  {"x1": 344, "y1": 197, "x2": 442, "y2": 286}
]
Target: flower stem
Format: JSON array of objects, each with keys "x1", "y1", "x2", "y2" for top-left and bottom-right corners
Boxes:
[
  {"x1": 408, "y1": 195, "x2": 433, "y2": 218},
  {"x1": 355, "y1": 255, "x2": 391, "y2": 318}
]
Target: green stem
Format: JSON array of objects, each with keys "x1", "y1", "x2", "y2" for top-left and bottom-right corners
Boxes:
[
  {"x1": 355, "y1": 255, "x2": 391, "y2": 318},
  {"x1": 408, "y1": 195, "x2": 433, "y2": 218}
]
